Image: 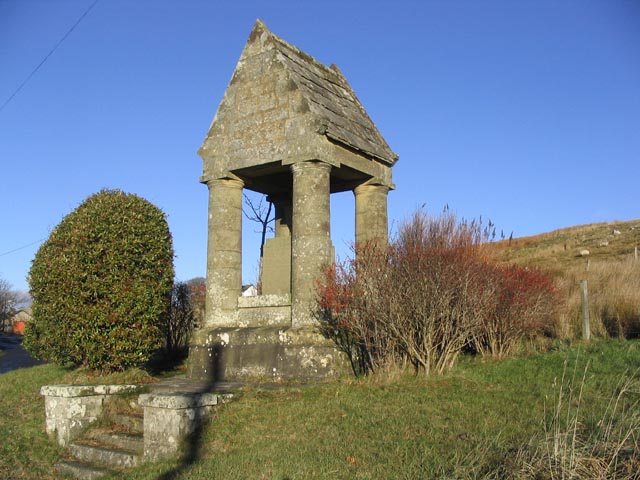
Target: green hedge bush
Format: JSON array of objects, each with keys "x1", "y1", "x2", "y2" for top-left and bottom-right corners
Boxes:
[{"x1": 24, "y1": 189, "x2": 174, "y2": 372}]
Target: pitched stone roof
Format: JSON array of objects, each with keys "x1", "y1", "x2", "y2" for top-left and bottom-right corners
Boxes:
[
  {"x1": 200, "y1": 20, "x2": 398, "y2": 173},
  {"x1": 254, "y1": 20, "x2": 398, "y2": 165}
]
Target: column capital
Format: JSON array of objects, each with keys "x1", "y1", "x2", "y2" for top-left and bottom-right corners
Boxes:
[
  {"x1": 290, "y1": 160, "x2": 332, "y2": 175},
  {"x1": 353, "y1": 182, "x2": 390, "y2": 197},
  {"x1": 207, "y1": 177, "x2": 245, "y2": 190}
]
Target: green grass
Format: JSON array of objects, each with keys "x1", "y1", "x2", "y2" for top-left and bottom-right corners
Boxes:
[
  {"x1": 129, "y1": 340, "x2": 639, "y2": 479},
  {"x1": 2, "y1": 341, "x2": 638, "y2": 479},
  {"x1": 0, "y1": 364, "x2": 68, "y2": 480}
]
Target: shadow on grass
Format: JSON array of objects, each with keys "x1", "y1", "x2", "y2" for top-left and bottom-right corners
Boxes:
[
  {"x1": 145, "y1": 347, "x2": 190, "y2": 377},
  {"x1": 151, "y1": 345, "x2": 223, "y2": 480},
  {"x1": 154, "y1": 422, "x2": 208, "y2": 480}
]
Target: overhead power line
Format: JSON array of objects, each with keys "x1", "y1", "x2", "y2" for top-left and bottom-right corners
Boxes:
[
  {"x1": 0, "y1": 238, "x2": 46, "y2": 258},
  {"x1": 0, "y1": 0, "x2": 99, "y2": 114}
]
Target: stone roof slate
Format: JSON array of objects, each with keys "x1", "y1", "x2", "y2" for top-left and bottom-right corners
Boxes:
[{"x1": 253, "y1": 20, "x2": 398, "y2": 165}]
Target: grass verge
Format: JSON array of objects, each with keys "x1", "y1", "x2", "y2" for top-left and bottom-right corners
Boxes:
[
  {"x1": 127, "y1": 340, "x2": 639, "y2": 479},
  {"x1": 1, "y1": 340, "x2": 638, "y2": 479},
  {"x1": 0, "y1": 364, "x2": 67, "y2": 479}
]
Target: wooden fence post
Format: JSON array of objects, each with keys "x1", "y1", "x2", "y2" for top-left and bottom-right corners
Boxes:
[{"x1": 580, "y1": 279, "x2": 590, "y2": 341}]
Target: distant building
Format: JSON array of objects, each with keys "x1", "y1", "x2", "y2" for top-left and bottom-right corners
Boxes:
[
  {"x1": 241, "y1": 285, "x2": 258, "y2": 297},
  {"x1": 10, "y1": 307, "x2": 32, "y2": 334}
]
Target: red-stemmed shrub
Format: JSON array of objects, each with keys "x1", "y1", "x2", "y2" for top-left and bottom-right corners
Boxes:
[
  {"x1": 468, "y1": 264, "x2": 559, "y2": 357},
  {"x1": 316, "y1": 208, "x2": 559, "y2": 376}
]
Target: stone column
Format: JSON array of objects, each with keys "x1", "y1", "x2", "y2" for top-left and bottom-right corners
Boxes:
[
  {"x1": 354, "y1": 183, "x2": 390, "y2": 247},
  {"x1": 205, "y1": 177, "x2": 244, "y2": 327},
  {"x1": 290, "y1": 161, "x2": 333, "y2": 326}
]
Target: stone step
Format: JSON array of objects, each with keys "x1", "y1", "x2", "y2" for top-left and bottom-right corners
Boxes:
[
  {"x1": 55, "y1": 459, "x2": 114, "y2": 480},
  {"x1": 88, "y1": 431, "x2": 144, "y2": 453},
  {"x1": 69, "y1": 441, "x2": 142, "y2": 469},
  {"x1": 110, "y1": 412, "x2": 143, "y2": 433}
]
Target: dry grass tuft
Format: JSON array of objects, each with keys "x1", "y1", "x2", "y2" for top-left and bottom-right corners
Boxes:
[
  {"x1": 555, "y1": 260, "x2": 640, "y2": 340},
  {"x1": 492, "y1": 219, "x2": 640, "y2": 341},
  {"x1": 518, "y1": 363, "x2": 640, "y2": 479}
]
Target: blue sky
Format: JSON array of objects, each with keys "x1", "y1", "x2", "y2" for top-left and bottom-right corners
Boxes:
[{"x1": 1, "y1": 0, "x2": 639, "y2": 293}]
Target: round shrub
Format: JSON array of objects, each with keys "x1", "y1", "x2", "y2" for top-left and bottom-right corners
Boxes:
[{"x1": 24, "y1": 189, "x2": 174, "y2": 372}]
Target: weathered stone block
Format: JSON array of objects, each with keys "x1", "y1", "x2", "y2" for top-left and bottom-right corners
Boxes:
[
  {"x1": 138, "y1": 392, "x2": 231, "y2": 461},
  {"x1": 40, "y1": 384, "x2": 139, "y2": 447},
  {"x1": 260, "y1": 236, "x2": 292, "y2": 295},
  {"x1": 237, "y1": 300, "x2": 291, "y2": 328},
  {"x1": 188, "y1": 326, "x2": 349, "y2": 382}
]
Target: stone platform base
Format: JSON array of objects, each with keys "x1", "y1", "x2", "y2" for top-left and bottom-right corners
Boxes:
[{"x1": 187, "y1": 326, "x2": 349, "y2": 382}]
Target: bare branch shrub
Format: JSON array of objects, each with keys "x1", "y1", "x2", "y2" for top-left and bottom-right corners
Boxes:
[
  {"x1": 317, "y1": 208, "x2": 560, "y2": 375},
  {"x1": 185, "y1": 277, "x2": 206, "y2": 328},
  {"x1": 469, "y1": 265, "x2": 559, "y2": 357},
  {"x1": 164, "y1": 282, "x2": 197, "y2": 360}
]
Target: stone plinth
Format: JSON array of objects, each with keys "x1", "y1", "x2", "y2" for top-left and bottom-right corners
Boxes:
[
  {"x1": 237, "y1": 293, "x2": 291, "y2": 327},
  {"x1": 188, "y1": 326, "x2": 349, "y2": 382},
  {"x1": 40, "y1": 384, "x2": 140, "y2": 447}
]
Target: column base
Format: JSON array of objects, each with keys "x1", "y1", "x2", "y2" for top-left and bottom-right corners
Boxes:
[{"x1": 187, "y1": 326, "x2": 350, "y2": 382}]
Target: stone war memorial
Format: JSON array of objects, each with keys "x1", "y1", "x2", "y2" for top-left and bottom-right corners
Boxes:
[{"x1": 188, "y1": 20, "x2": 398, "y2": 382}]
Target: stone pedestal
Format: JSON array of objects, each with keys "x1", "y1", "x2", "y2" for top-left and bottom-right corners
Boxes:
[{"x1": 188, "y1": 325, "x2": 349, "y2": 382}]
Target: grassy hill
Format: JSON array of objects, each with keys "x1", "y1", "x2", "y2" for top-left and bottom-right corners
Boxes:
[
  {"x1": 490, "y1": 219, "x2": 640, "y2": 272},
  {"x1": 490, "y1": 219, "x2": 640, "y2": 340}
]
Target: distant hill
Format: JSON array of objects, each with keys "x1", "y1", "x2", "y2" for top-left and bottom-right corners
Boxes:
[{"x1": 490, "y1": 219, "x2": 640, "y2": 272}]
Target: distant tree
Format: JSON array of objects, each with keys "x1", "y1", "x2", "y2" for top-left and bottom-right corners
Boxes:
[
  {"x1": 24, "y1": 189, "x2": 175, "y2": 372},
  {"x1": 185, "y1": 277, "x2": 206, "y2": 327},
  {"x1": 0, "y1": 279, "x2": 28, "y2": 332},
  {"x1": 243, "y1": 192, "x2": 275, "y2": 292},
  {"x1": 243, "y1": 192, "x2": 274, "y2": 259},
  {"x1": 164, "y1": 282, "x2": 194, "y2": 360},
  {"x1": 0, "y1": 279, "x2": 16, "y2": 332},
  {"x1": 161, "y1": 278, "x2": 205, "y2": 366}
]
